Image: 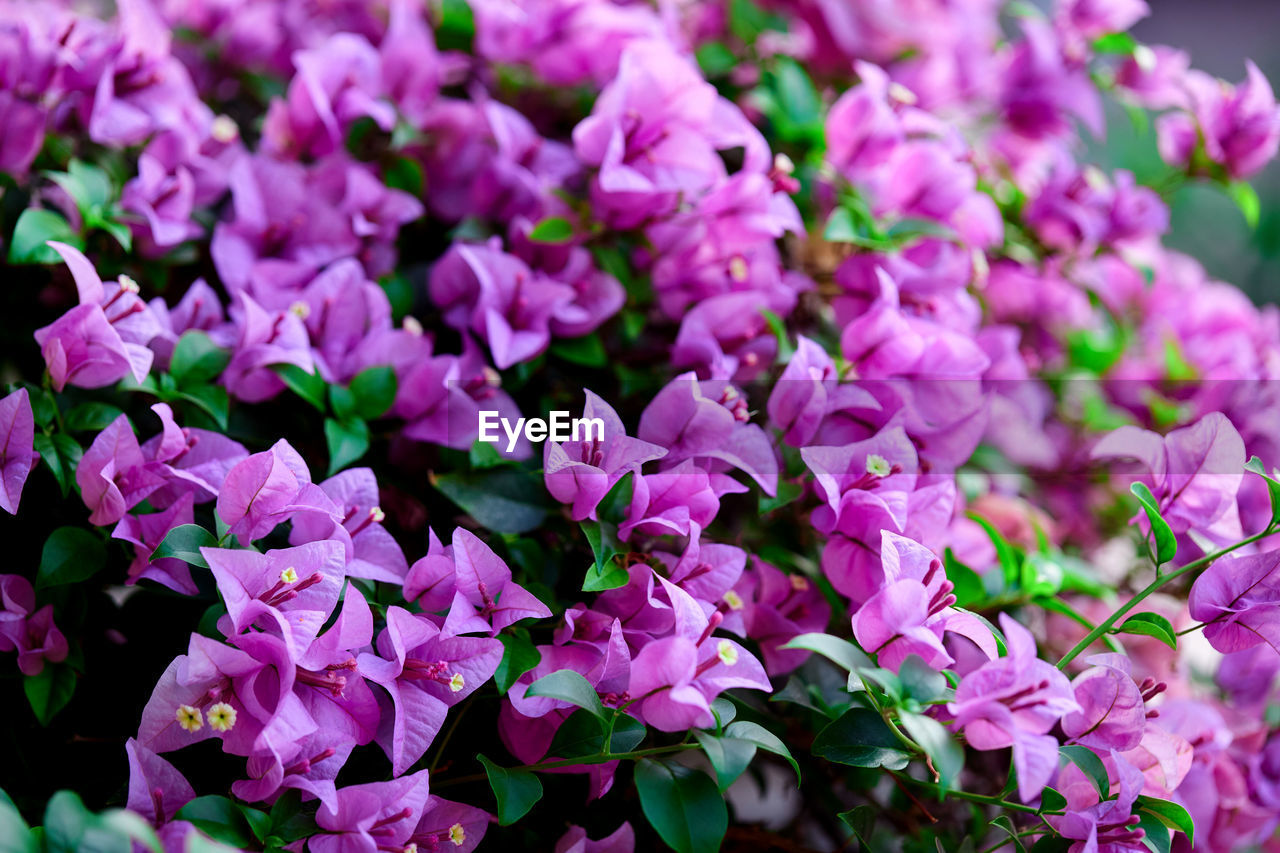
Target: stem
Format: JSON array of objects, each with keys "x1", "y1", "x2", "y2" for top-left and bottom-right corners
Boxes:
[
  {"x1": 978, "y1": 822, "x2": 1050, "y2": 853},
  {"x1": 1056, "y1": 527, "x2": 1275, "y2": 670},
  {"x1": 433, "y1": 743, "x2": 699, "y2": 789},
  {"x1": 892, "y1": 772, "x2": 1047, "y2": 815}
]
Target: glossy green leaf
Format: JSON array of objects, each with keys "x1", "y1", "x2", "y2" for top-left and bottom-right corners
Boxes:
[
  {"x1": 37, "y1": 526, "x2": 106, "y2": 589},
  {"x1": 812, "y1": 707, "x2": 911, "y2": 770},
  {"x1": 898, "y1": 711, "x2": 962, "y2": 788},
  {"x1": 9, "y1": 210, "x2": 79, "y2": 264},
  {"x1": 693, "y1": 732, "x2": 756, "y2": 793},
  {"x1": 348, "y1": 366, "x2": 397, "y2": 419},
  {"x1": 780, "y1": 632, "x2": 873, "y2": 673},
  {"x1": 635, "y1": 759, "x2": 727, "y2": 853},
  {"x1": 170, "y1": 331, "x2": 230, "y2": 386},
  {"x1": 1115, "y1": 612, "x2": 1177, "y2": 650},
  {"x1": 1129, "y1": 482, "x2": 1177, "y2": 566},
  {"x1": 151, "y1": 524, "x2": 218, "y2": 569},
  {"x1": 1060, "y1": 744, "x2": 1111, "y2": 798},
  {"x1": 433, "y1": 468, "x2": 550, "y2": 534},
  {"x1": 25, "y1": 663, "x2": 76, "y2": 726},
  {"x1": 525, "y1": 669, "x2": 607, "y2": 720},
  {"x1": 477, "y1": 755, "x2": 542, "y2": 826},
  {"x1": 325, "y1": 417, "x2": 370, "y2": 475},
  {"x1": 494, "y1": 632, "x2": 541, "y2": 694},
  {"x1": 725, "y1": 721, "x2": 800, "y2": 782},
  {"x1": 527, "y1": 216, "x2": 574, "y2": 244},
  {"x1": 1135, "y1": 796, "x2": 1194, "y2": 845}
]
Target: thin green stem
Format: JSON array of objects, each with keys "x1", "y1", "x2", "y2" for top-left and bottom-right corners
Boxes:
[
  {"x1": 432, "y1": 742, "x2": 699, "y2": 789},
  {"x1": 892, "y1": 772, "x2": 1047, "y2": 815},
  {"x1": 979, "y1": 822, "x2": 1050, "y2": 853},
  {"x1": 1057, "y1": 526, "x2": 1275, "y2": 670}
]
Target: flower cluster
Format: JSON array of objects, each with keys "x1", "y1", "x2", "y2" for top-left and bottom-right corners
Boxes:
[{"x1": 3, "y1": 0, "x2": 1280, "y2": 852}]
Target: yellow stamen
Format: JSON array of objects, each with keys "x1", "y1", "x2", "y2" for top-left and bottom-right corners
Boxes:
[
  {"x1": 789, "y1": 574, "x2": 810, "y2": 592},
  {"x1": 728, "y1": 255, "x2": 750, "y2": 283},
  {"x1": 370, "y1": 507, "x2": 385, "y2": 523},
  {"x1": 207, "y1": 702, "x2": 237, "y2": 732},
  {"x1": 449, "y1": 673, "x2": 466, "y2": 693},
  {"x1": 281, "y1": 566, "x2": 299, "y2": 584},
  {"x1": 723, "y1": 590, "x2": 745, "y2": 611},
  {"x1": 211, "y1": 115, "x2": 239, "y2": 143},
  {"x1": 289, "y1": 301, "x2": 311, "y2": 319},
  {"x1": 117, "y1": 274, "x2": 140, "y2": 294},
  {"x1": 448, "y1": 823, "x2": 466, "y2": 846},
  {"x1": 716, "y1": 640, "x2": 739, "y2": 667},
  {"x1": 176, "y1": 704, "x2": 203, "y2": 732}
]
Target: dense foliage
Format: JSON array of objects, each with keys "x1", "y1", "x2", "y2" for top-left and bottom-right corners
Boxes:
[{"x1": 2, "y1": 0, "x2": 1280, "y2": 851}]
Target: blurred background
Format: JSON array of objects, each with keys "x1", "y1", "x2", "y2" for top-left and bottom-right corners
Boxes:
[{"x1": 1096, "y1": 0, "x2": 1280, "y2": 305}]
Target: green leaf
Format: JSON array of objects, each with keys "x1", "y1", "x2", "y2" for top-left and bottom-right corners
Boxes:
[
  {"x1": 1039, "y1": 786, "x2": 1068, "y2": 814},
  {"x1": 1092, "y1": 32, "x2": 1139, "y2": 55},
  {"x1": 970, "y1": 514, "x2": 1023, "y2": 588},
  {"x1": 151, "y1": 523, "x2": 218, "y2": 569},
  {"x1": 759, "y1": 308, "x2": 796, "y2": 363},
  {"x1": 1246, "y1": 455, "x2": 1280, "y2": 526},
  {"x1": 348, "y1": 366, "x2": 397, "y2": 419},
  {"x1": 62, "y1": 402, "x2": 125, "y2": 433},
  {"x1": 33, "y1": 433, "x2": 80, "y2": 497},
  {"x1": 898, "y1": 655, "x2": 950, "y2": 704},
  {"x1": 8, "y1": 209, "x2": 79, "y2": 264},
  {"x1": 494, "y1": 633, "x2": 541, "y2": 694},
  {"x1": 695, "y1": 42, "x2": 737, "y2": 77},
  {"x1": 780, "y1": 632, "x2": 873, "y2": 673},
  {"x1": 25, "y1": 663, "x2": 76, "y2": 726},
  {"x1": 174, "y1": 797, "x2": 254, "y2": 848},
  {"x1": 550, "y1": 334, "x2": 607, "y2": 367},
  {"x1": 759, "y1": 478, "x2": 803, "y2": 515},
  {"x1": 237, "y1": 806, "x2": 272, "y2": 844},
  {"x1": 710, "y1": 697, "x2": 737, "y2": 730},
  {"x1": 384, "y1": 155, "x2": 424, "y2": 195},
  {"x1": 988, "y1": 815, "x2": 1027, "y2": 853},
  {"x1": 1115, "y1": 611, "x2": 1177, "y2": 649},
  {"x1": 693, "y1": 732, "x2": 757, "y2": 793},
  {"x1": 610, "y1": 713, "x2": 647, "y2": 753},
  {"x1": 272, "y1": 364, "x2": 327, "y2": 411},
  {"x1": 527, "y1": 216, "x2": 574, "y2": 244},
  {"x1": 581, "y1": 520, "x2": 628, "y2": 591},
  {"x1": 635, "y1": 759, "x2": 727, "y2": 853},
  {"x1": 812, "y1": 707, "x2": 911, "y2": 770},
  {"x1": 546, "y1": 709, "x2": 609, "y2": 759},
  {"x1": 1128, "y1": 482, "x2": 1177, "y2": 566},
  {"x1": 325, "y1": 417, "x2": 370, "y2": 475},
  {"x1": 173, "y1": 385, "x2": 229, "y2": 431},
  {"x1": 838, "y1": 804, "x2": 876, "y2": 849},
  {"x1": 1060, "y1": 744, "x2": 1111, "y2": 798},
  {"x1": 436, "y1": 0, "x2": 476, "y2": 51},
  {"x1": 725, "y1": 721, "x2": 800, "y2": 782},
  {"x1": 170, "y1": 332, "x2": 230, "y2": 386},
  {"x1": 42, "y1": 791, "x2": 91, "y2": 853},
  {"x1": 1227, "y1": 180, "x2": 1261, "y2": 229},
  {"x1": 37, "y1": 526, "x2": 107, "y2": 589},
  {"x1": 823, "y1": 207, "x2": 858, "y2": 242},
  {"x1": 433, "y1": 468, "x2": 550, "y2": 534},
  {"x1": 943, "y1": 548, "x2": 985, "y2": 608},
  {"x1": 898, "y1": 711, "x2": 963, "y2": 788},
  {"x1": 1136, "y1": 809, "x2": 1172, "y2": 853},
  {"x1": 525, "y1": 669, "x2": 606, "y2": 720},
  {"x1": 1135, "y1": 796, "x2": 1194, "y2": 845},
  {"x1": 97, "y1": 809, "x2": 163, "y2": 852},
  {"x1": 469, "y1": 438, "x2": 509, "y2": 470},
  {"x1": 477, "y1": 755, "x2": 542, "y2": 826},
  {"x1": 0, "y1": 793, "x2": 33, "y2": 853}
]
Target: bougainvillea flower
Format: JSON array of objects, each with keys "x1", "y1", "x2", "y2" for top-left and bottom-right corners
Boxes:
[
  {"x1": 77, "y1": 413, "x2": 165, "y2": 526},
  {"x1": 113, "y1": 492, "x2": 199, "y2": 595},
  {"x1": 637, "y1": 374, "x2": 778, "y2": 495},
  {"x1": 221, "y1": 293, "x2": 315, "y2": 403},
  {"x1": 125, "y1": 738, "x2": 195, "y2": 826},
  {"x1": 1048, "y1": 750, "x2": 1148, "y2": 853},
  {"x1": 141, "y1": 403, "x2": 249, "y2": 508},
  {"x1": 289, "y1": 467, "x2": 407, "y2": 582},
  {"x1": 556, "y1": 822, "x2": 635, "y2": 853},
  {"x1": 203, "y1": 540, "x2": 346, "y2": 651},
  {"x1": 311, "y1": 769, "x2": 431, "y2": 853},
  {"x1": 406, "y1": 796, "x2": 491, "y2": 853},
  {"x1": 404, "y1": 528, "x2": 551, "y2": 636},
  {"x1": 544, "y1": 389, "x2": 666, "y2": 521},
  {"x1": 618, "y1": 460, "x2": 724, "y2": 541},
  {"x1": 719, "y1": 558, "x2": 832, "y2": 676},
  {"x1": 767, "y1": 336, "x2": 838, "y2": 448},
  {"x1": 0, "y1": 575, "x2": 34, "y2": 652},
  {"x1": 949, "y1": 615, "x2": 1080, "y2": 801},
  {"x1": 1093, "y1": 412, "x2": 1246, "y2": 549},
  {"x1": 1061, "y1": 654, "x2": 1150, "y2": 752},
  {"x1": 137, "y1": 627, "x2": 314, "y2": 758},
  {"x1": 216, "y1": 439, "x2": 313, "y2": 545},
  {"x1": 1189, "y1": 550, "x2": 1280, "y2": 654},
  {"x1": 627, "y1": 578, "x2": 769, "y2": 731},
  {"x1": 359, "y1": 606, "x2": 502, "y2": 774},
  {"x1": 0, "y1": 387, "x2": 37, "y2": 515},
  {"x1": 1156, "y1": 61, "x2": 1280, "y2": 179},
  {"x1": 232, "y1": 698, "x2": 355, "y2": 812},
  {"x1": 852, "y1": 533, "x2": 997, "y2": 671}
]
